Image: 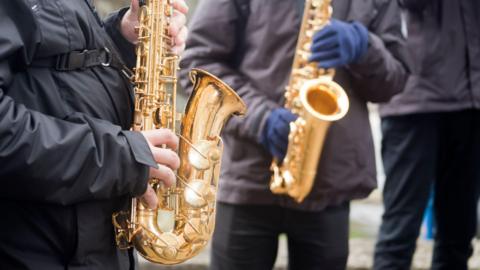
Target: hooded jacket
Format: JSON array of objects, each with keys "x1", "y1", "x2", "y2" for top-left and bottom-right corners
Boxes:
[
  {"x1": 180, "y1": 0, "x2": 410, "y2": 211},
  {"x1": 380, "y1": 0, "x2": 480, "y2": 116},
  {"x1": 0, "y1": 1, "x2": 155, "y2": 269}
]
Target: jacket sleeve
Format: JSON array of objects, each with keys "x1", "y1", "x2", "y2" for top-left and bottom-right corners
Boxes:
[
  {"x1": 347, "y1": 0, "x2": 412, "y2": 103},
  {"x1": 179, "y1": 0, "x2": 279, "y2": 143},
  {"x1": 0, "y1": 2, "x2": 156, "y2": 205},
  {"x1": 398, "y1": 0, "x2": 432, "y2": 12}
]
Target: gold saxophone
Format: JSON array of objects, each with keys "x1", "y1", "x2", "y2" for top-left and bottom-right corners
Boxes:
[
  {"x1": 269, "y1": 0, "x2": 349, "y2": 203},
  {"x1": 112, "y1": 0, "x2": 246, "y2": 264}
]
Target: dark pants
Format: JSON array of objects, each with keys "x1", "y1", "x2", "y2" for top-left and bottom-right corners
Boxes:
[
  {"x1": 210, "y1": 202, "x2": 349, "y2": 270},
  {"x1": 374, "y1": 111, "x2": 480, "y2": 270}
]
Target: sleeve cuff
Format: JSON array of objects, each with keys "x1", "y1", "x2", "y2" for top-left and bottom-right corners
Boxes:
[
  {"x1": 122, "y1": 130, "x2": 158, "y2": 196},
  {"x1": 122, "y1": 130, "x2": 158, "y2": 168}
]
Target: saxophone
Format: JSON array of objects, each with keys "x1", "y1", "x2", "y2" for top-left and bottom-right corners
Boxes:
[
  {"x1": 112, "y1": 0, "x2": 246, "y2": 264},
  {"x1": 269, "y1": 0, "x2": 349, "y2": 203}
]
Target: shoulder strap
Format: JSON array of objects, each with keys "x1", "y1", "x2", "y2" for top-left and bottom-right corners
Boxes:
[{"x1": 30, "y1": 48, "x2": 113, "y2": 71}]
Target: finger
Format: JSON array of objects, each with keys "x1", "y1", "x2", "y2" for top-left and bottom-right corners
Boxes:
[
  {"x1": 149, "y1": 164, "x2": 176, "y2": 187},
  {"x1": 169, "y1": 11, "x2": 187, "y2": 37},
  {"x1": 273, "y1": 121, "x2": 291, "y2": 137},
  {"x1": 312, "y1": 27, "x2": 336, "y2": 43},
  {"x1": 140, "y1": 185, "x2": 158, "y2": 209},
  {"x1": 272, "y1": 145, "x2": 287, "y2": 162},
  {"x1": 172, "y1": 0, "x2": 189, "y2": 15},
  {"x1": 311, "y1": 35, "x2": 339, "y2": 52},
  {"x1": 309, "y1": 50, "x2": 340, "y2": 63},
  {"x1": 175, "y1": 26, "x2": 188, "y2": 47},
  {"x1": 130, "y1": 0, "x2": 140, "y2": 14},
  {"x1": 142, "y1": 129, "x2": 179, "y2": 150},
  {"x1": 172, "y1": 26, "x2": 188, "y2": 54},
  {"x1": 272, "y1": 140, "x2": 289, "y2": 157},
  {"x1": 151, "y1": 147, "x2": 181, "y2": 170},
  {"x1": 172, "y1": 43, "x2": 186, "y2": 55},
  {"x1": 273, "y1": 128, "x2": 290, "y2": 147},
  {"x1": 278, "y1": 110, "x2": 298, "y2": 123}
]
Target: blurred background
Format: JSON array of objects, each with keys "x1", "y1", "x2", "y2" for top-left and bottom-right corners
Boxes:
[{"x1": 94, "y1": 1, "x2": 480, "y2": 269}]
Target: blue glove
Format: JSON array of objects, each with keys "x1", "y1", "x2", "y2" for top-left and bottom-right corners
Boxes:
[
  {"x1": 309, "y1": 19, "x2": 369, "y2": 69},
  {"x1": 261, "y1": 108, "x2": 298, "y2": 161}
]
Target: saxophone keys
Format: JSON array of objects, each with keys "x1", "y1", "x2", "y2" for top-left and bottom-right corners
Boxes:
[
  {"x1": 156, "y1": 208, "x2": 175, "y2": 233},
  {"x1": 184, "y1": 180, "x2": 211, "y2": 208},
  {"x1": 188, "y1": 140, "x2": 220, "y2": 170},
  {"x1": 183, "y1": 217, "x2": 209, "y2": 244},
  {"x1": 156, "y1": 232, "x2": 180, "y2": 259}
]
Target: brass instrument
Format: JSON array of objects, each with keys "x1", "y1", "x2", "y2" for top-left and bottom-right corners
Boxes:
[
  {"x1": 269, "y1": 0, "x2": 349, "y2": 203},
  {"x1": 112, "y1": 0, "x2": 246, "y2": 264}
]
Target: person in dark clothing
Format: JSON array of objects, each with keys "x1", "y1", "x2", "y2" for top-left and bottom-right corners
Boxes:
[
  {"x1": 0, "y1": 0, "x2": 188, "y2": 269},
  {"x1": 374, "y1": 1, "x2": 480, "y2": 270},
  {"x1": 180, "y1": 0, "x2": 410, "y2": 269}
]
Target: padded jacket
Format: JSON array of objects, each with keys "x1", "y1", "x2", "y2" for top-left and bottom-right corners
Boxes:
[
  {"x1": 180, "y1": 0, "x2": 410, "y2": 211},
  {"x1": 380, "y1": 0, "x2": 480, "y2": 117}
]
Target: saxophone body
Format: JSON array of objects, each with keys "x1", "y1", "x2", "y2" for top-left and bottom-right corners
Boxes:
[
  {"x1": 269, "y1": 0, "x2": 349, "y2": 203},
  {"x1": 113, "y1": 0, "x2": 246, "y2": 264}
]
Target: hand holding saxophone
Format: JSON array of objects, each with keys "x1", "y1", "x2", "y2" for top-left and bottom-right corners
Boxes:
[
  {"x1": 140, "y1": 129, "x2": 180, "y2": 209},
  {"x1": 121, "y1": 0, "x2": 189, "y2": 53},
  {"x1": 309, "y1": 19, "x2": 369, "y2": 68},
  {"x1": 261, "y1": 108, "x2": 298, "y2": 161}
]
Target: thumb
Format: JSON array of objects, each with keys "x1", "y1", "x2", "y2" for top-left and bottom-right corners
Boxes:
[
  {"x1": 141, "y1": 185, "x2": 158, "y2": 210},
  {"x1": 130, "y1": 0, "x2": 140, "y2": 14},
  {"x1": 278, "y1": 109, "x2": 298, "y2": 123}
]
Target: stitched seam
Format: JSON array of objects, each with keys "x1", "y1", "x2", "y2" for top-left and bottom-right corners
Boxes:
[{"x1": 53, "y1": 0, "x2": 72, "y2": 51}]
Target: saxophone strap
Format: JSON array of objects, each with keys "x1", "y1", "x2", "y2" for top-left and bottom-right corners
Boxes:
[{"x1": 30, "y1": 47, "x2": 121, "y2": 71}]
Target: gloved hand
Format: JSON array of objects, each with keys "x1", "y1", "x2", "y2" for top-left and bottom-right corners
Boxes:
[
  {"x1": 260, "y1": 108, "x2": 298, "y2": 161},
  {"x1": 309, "y1": 19, "x2": 369, "y2": 69}
]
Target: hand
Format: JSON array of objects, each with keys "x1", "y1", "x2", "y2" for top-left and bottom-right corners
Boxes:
[
  {"x1": 260, "y1": 108, "x2": 298, "y2": 161},
  {"x1": 140, "y1": 129, "x2": 180, "y2": 209},
  {"x1": 309, "y1": 19, "x2": 369, "y2": 69},
  {"x1": 121, "y1": 0, "x2": 189, "y2": 54}
]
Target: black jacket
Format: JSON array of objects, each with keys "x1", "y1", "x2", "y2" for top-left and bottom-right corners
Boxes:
[
  {"x1": 380, "y1": 0, "x2": 480, "y2": 116},
  {"x1": 180, "y1": 0, "x2": 410, "y2": 211},
  {"x1": 0, "y1": 1, "x2": 155, "y2": 269}
]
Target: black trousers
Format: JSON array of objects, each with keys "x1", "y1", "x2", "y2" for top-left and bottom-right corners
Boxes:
[
  {"x1": 374, "y1": 111, "x2": 480, "y2": 270},
  {"x1": 210, "y1": 202, "x2": 350, "y2": 270}
]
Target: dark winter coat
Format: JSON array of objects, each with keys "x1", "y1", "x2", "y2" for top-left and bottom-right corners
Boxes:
[
  {"x1": 0, "y1": 1, "x2": 155, "y2": 269},
  {"x1": 180, "y1": 0, "x2": 410, "y2": 211},
  {"x1": 380, "y1": 0, "x2": 480, "y2": 116}
]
